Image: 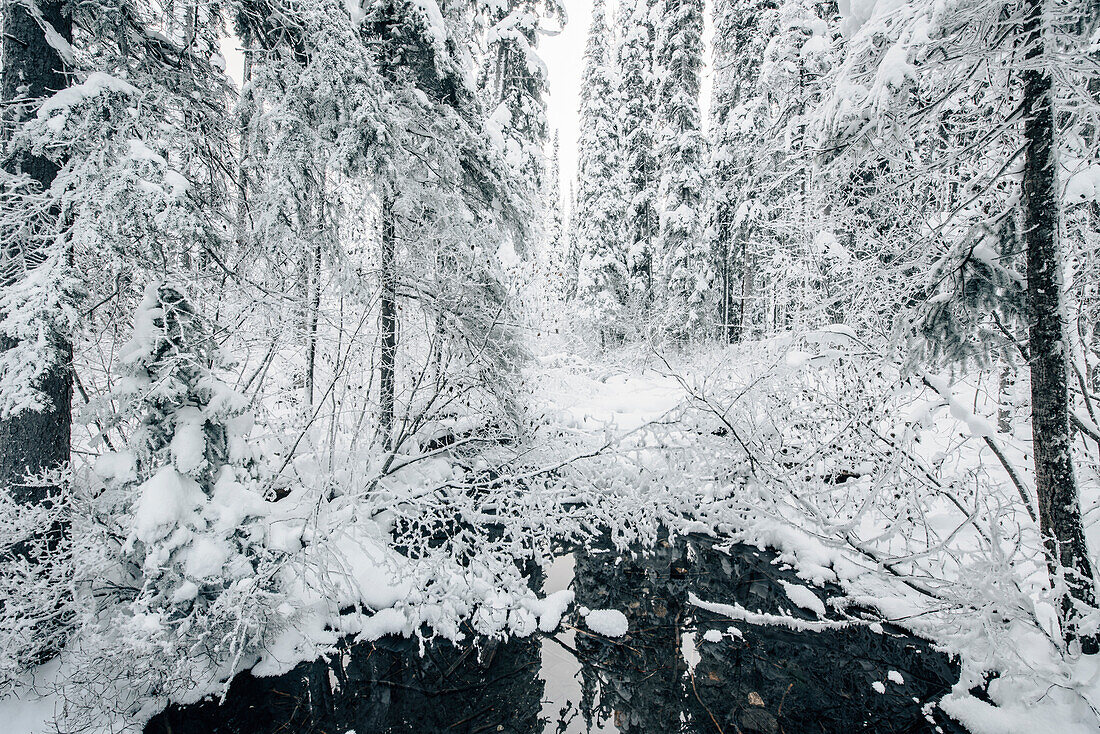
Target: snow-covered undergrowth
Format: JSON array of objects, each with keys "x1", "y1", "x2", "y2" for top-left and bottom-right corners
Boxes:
[
  {"x1": 5, "y1": 325, "x2": 1100, "y2": 733},
  {"x1": 533, "y1": 329, "x2": 1100, "y2": 732}
]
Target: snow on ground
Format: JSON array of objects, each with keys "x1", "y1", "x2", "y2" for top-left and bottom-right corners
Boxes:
[{"x1": 534, "y1": 352, "x2": 685, "y2": 433}]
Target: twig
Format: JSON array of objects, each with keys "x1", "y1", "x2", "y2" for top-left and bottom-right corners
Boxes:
[{"x1": 981, "y1": 436, "x2": 1037, "y2": 522}]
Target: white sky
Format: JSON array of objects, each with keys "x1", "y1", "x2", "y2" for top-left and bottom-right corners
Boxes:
[{"x1": 540, "y1": 0, "x2": 592, "y2": 203}]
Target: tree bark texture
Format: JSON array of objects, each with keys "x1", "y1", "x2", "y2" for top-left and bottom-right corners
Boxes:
[
  {"x1": 1021, "y1": 0, "x2": 1098, "y2": 652},
  {"x1": 378, "y1": 195, "x2": 397, "y2": 449},
  {"x1": 0, "y1": 0, "x2": 73, "y2": 501}
]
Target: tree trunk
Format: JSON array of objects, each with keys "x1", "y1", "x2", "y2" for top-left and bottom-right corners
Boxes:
[
  {"x1": 305, "y1": 239, "x2": 321, "y2": 408},
  {"x1": 1021, "y1": 0, "x2": 1099, "y2": 653},
  {"x1": 305, "y1": 181, "x2": 324, "y2": 408},
  {"x1": 737, "y1": 236, "x2": 752, "y2": 343},
  {"x1": 0, "y1": 0, "x2": 73, "y2": 500},
  {"x1": 378, "y1": 195, "x2": 397, "y2": 449},
  {"x1": 998, "y1": 215, "x2": 1020, "y2": 435}
]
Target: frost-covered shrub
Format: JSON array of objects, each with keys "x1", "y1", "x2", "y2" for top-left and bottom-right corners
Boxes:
[
  {"x1": 64, "y1": 283, "x2": 287, "y2": 728},
  {"x1": 0, "y1": 473, "x2": 75, "y2": 692}
]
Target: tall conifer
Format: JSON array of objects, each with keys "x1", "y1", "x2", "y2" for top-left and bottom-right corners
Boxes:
[
  {"x1": 655, "y1": 0, "x2": 710, "y2": 343},
  {"x1": 574, "y1": 0, "x2": 626, "y2": 343}
]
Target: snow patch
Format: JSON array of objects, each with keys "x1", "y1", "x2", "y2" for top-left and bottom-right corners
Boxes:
[
  {"x1": 584, "y1": 609, "x2": 628, "y2": 637},
  {"x1": 779, "y1": 580, "x2": 827, "y2": 617},
  {"x1": 130, "y1": 468, "x2": 204, "y2": 544}
]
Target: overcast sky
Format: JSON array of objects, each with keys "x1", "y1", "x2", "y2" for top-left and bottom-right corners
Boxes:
[{"x1": 540, "y1": 0, "x2": 592, "y2": 204}]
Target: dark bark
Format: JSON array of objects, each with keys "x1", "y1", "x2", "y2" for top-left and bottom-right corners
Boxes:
[
  {"x1": 306, "y1": 240, "x2": 321, "y2": 407},
  {"x1": 306, "y1": 185, "x2": 323, "y2": 407},
  {"x1": 1021, "y1": 0, "x2": 1099, "y2": 653},
  {"x1": 378, "y1": 195, "x2": 397, "y2": 449},
  {"x1": 0, "y1": 0, "x2": 73, "y2": 500}
]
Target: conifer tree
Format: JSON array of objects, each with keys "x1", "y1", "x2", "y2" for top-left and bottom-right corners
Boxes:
[
  {"x1": 0, "y1": 0, "x2": 73, "y2": 501},
  {"x1": 562, "y1": 181, "x2": 579, "y2": 300},
  {"x1": 480, "y1": 0, "x2": 563, "y2": 199},
  {"x1": 358, "y1": 0, "x2": 530, "y2": 440},
  {"x1": 655, "y1": 0, "x2": 711, "y2": 343},
  {"x1": 816, "y1": 0, "x2": 1100, "y2": 652},
  {"x1": 85, "y1": 282, "x2": 279, "y2": 709},
  {"x1": 709, "y1": 0, "x2": 777, "y2": 341},
  {"x1": 544, "y1": 131, "x2": 570, "y2": 303},
  {"x1": 574, "y1": 0, "x2": 627, "y2": 343},
  {"x1": 616, "y1": 0, "x2": 661, "y2": 333}
]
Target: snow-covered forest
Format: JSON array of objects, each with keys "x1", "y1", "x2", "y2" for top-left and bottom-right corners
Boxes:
[{"x1": 1, "y1": 0, "x2": 1099, "y2": 731}]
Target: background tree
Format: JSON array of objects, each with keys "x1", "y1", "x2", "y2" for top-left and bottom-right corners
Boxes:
[
  {"x1": 654, "y1": 0, "x2": 711, "y2": 344},
  {"x1": 616, "y1": 0, "x2": 661, "y2": 335},
  {"x1": 708, "y1": 0, "x2": 778, "y2": 342},
  {"x1": 480, "y1": 0, "x2": 563, "y2": 202},
  {"x1": 573, "y1": 0, "x2": 627, "y2": 345}
]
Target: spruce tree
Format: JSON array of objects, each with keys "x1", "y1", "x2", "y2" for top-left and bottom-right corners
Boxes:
[
  {"x1": 358, "y1": 0, "x2": 530, "y2": 439},
  {"x1": 1019, "y1": 0, "x2": 1097, "y2": 654},
  {"x1": 709, "y1": 0, "x2": 777, "y2": 341},
  {"x1": 616, "y1": 0, "x2": 661, "y2": 333},
  {"x1": 87, "y1": 282, "x2": 279, "y2": 710},
  {"x1": 0, "y1": 0, "x2": 73, "y2": 502},
  {"x1": 816, "y1": 0, "x2": 1100, "y2": 652},
  {"x1": 655, "y1": 0, "x2": 711, "y2": 344},
  {"x1": 544, "y1": 131, "x2": 570, "y2": 304},
  {"x1": 480, "y1": 0, "x2": 563, "y2": 199},
  {"x1": 574, "y1": 0, "x2": 627, "y2": 344}
]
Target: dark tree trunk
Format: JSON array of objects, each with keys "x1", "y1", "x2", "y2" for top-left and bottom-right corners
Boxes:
[
  {"x1": 305, "y1": 239, "x2": 321, "y2": 407},
  {"x1": 306, "y1": 185, "x2": 323, "y2": 408},
  {"x1": 1021, "y1": 0, "x2": 1099, "y2": 653},
  {"x1": 378, "y1": 195, "x2": 397, "y2": 449},
  {"x1": 0, "y1": 0, "x2": 73, "y2": 500},
  {"x1": 716, "y1": 221, "x2": 736, "y2": 344}
]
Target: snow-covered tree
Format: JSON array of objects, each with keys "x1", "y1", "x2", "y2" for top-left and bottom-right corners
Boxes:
[
  {"x1": 0, "y1": 0, "x2": 73, "y2": 501},
  {"x1": 655, "y1": 0, "x2": 711, "y2": 343},
  {"x1": 76, "y1": 282, "x2": 282, "y2": 718},
  {"x1": 236, "y1": 0, "x2": 373, "y2": 413},
  {"x1": 536, "y1": 130, "x2": 572, "y2": 312},
  {"x1": 355, "y1": 0, "x2": 531, "y2": 443},
  {"x1": 708, "y1": 0, "x2": 778, "y2": 341},
  {"x1": 751, "y1": 0, "x2": 836, "y2": 333},
  {"x1": 562, "y1": 180, "x2": 579, "y2": 300},
  {"x1": 479, "y1": 0, "x2": 563, "y2": 200},
  {"x1": 573, "y1": 0, "x2": 628, "y2": 345},
  {"x1": 0, "y1": 0, "x2": 77, "y2": 678},
  {"x1": 813, "y1": 0, "x2": 1100, "y2": 651},
  {"x1": 616, "y1": 0, "x2": 661, "y2": 335}
]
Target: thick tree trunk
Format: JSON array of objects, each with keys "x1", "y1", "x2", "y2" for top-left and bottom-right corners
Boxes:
[
  {"x1": 378, "y1": 195, "x2": 397, "y2": 449},
  {"x1": 0, "y1": 0, "x2": 73, "y2": 499},
  {"x1": 1021, "y1": 0, "x2": 1098, "y2": 653}
]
